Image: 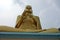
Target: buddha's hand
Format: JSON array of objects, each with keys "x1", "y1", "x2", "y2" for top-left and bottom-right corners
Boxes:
[{"x1": 22, "y1": 10, "x2": 26, "y2": 16}]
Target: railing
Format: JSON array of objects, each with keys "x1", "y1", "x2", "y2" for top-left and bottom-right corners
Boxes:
[{"x1": 0, "y1": 32, "x2": 60, "y2": 38}]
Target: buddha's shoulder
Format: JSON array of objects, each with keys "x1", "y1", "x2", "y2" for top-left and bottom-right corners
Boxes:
[
  {"x1": 33, "y1": 15, "x2": 40, "y2": 19},
  {"x1": 17, "y1": 15, "x2": 40, "y2": 19}
]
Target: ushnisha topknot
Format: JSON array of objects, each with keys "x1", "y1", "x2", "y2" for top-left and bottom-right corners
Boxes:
[{"x1": 25, "y1": 5, "x2": 32, "y2": 9}]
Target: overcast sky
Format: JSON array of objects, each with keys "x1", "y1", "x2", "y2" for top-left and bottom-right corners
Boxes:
[{"x1": 0, "y1": 0, "x2": 60, "y2": 29}]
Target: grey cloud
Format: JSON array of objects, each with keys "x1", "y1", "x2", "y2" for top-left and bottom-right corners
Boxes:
[
  {"x1": 14, "y1": 0, "x2": 23, "y2": 4},
  {"x1": 54, "y1": 0, "x2": 60, "y2": 8},
  {"x1": 13, "y1": 0, "x2": 25, "y2": 8}
]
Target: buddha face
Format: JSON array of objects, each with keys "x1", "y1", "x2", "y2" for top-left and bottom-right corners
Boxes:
[
  {"x1": 25, "y1": 5, "x2": 32, "y2": 16},
  {"x1": 25, "y1": 5, "x2": 32, "y2": 13}
]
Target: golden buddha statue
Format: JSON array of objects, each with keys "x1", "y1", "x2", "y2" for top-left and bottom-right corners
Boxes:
[
  {"x1": 15, "y1": 5, "x2": 42, "y2": 30},
  {"x1": 0, "y1": 5, "x2": 59, "y2": 32}
]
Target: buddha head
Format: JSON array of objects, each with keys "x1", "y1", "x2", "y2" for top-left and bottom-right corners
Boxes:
[
  {"x1": 25, "y1": 5, "x2": 32, "y2": 13},
  {"x1": 24, "y1": 5, "x2": 33, "y2": 16}
]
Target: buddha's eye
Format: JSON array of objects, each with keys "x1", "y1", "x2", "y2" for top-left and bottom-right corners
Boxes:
[{"x1": 26, "y1": 6, "x2": 32, "y2": 9}]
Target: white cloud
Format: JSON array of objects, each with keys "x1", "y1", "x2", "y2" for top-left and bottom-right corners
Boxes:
[
  {"x1": 0, "y1": 0, "x2": 13, "y2": 10},
  {"x1": 0, "y1": 0, "x2": 23, "y2": 27}
]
